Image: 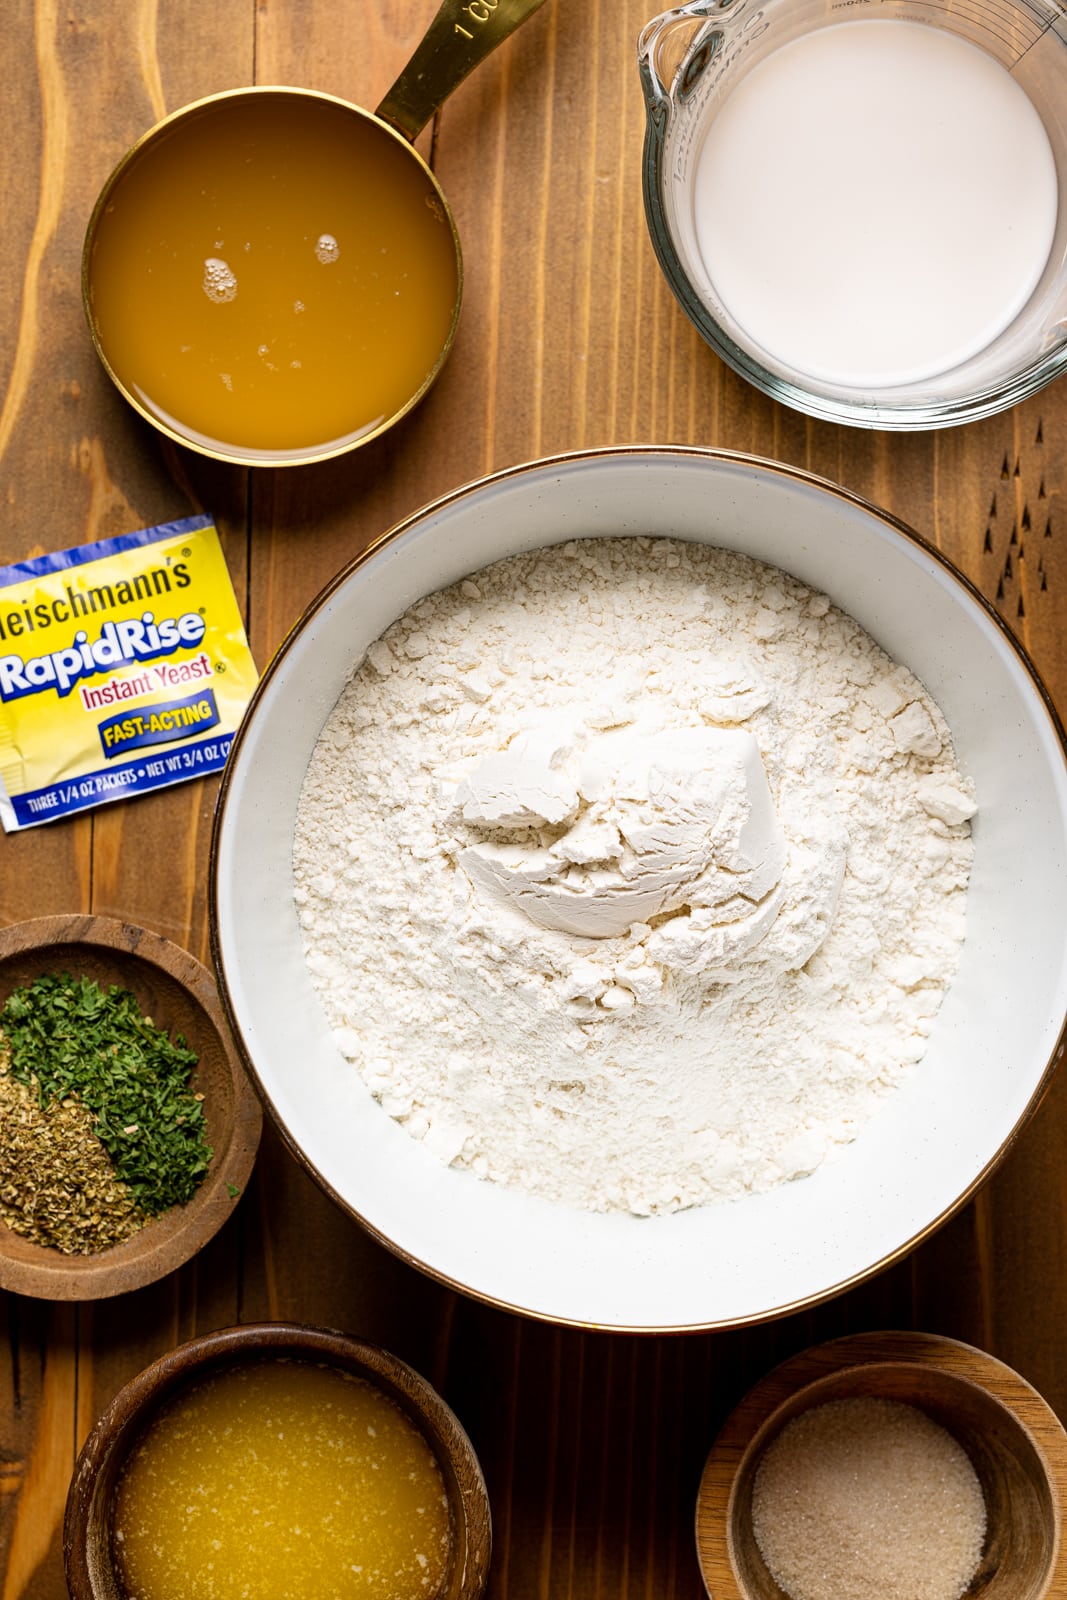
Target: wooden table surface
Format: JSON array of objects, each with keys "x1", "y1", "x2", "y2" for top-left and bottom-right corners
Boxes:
[{"x1": 3, "y1": 1, "x2": 1067, "y2": 1595}]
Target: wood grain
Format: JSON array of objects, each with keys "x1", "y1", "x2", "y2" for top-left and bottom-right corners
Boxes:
[{"x1": 1, "y1": 0, "x2": 1067, "y2": 1596}]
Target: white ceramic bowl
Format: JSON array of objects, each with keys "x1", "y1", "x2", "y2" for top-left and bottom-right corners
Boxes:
[{"x1": 209, "y1": 447, "x2": 1067, "y2": 1331}]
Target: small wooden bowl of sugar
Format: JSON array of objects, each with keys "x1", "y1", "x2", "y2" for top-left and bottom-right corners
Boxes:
[{"x1": 696, "y1": 1331, "x2": 1067, "y2": 1600}]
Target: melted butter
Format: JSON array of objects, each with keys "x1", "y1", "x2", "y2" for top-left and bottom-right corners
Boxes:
[
  {"x1": 111, "y1": 1358, "x2": 453, "y2": 1600},
  {"x1": 87, "y1": 93, "x2": 459, "y2": 459}
]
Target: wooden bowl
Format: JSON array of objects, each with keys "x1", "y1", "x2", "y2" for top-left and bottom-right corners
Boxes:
[
  {"x1": 63, "y1": 1321, "x2": 492, "y2": 1600},
  {"x1": 696, "y1": 1331, "x2": 1067, "y2": 1600},
  {"x1": 0, "y1": 914, "x2": 261, "y2": 1299}
]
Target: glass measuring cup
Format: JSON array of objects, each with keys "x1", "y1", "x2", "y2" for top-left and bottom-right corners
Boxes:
[
  {"x1": 638, "y1": 0, "x2": 1067, "y2": 429},
  {"x1": 83, "y1": 0, "x2": 547, "y2": 467}
]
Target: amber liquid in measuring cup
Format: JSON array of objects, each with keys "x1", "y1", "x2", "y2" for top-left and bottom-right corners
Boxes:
[{"x1": 86, "y1": 93, "x2": 460, "y2": 461}]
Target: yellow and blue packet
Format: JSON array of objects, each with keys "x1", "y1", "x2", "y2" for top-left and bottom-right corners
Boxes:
[{"x1": 0, "y1": 514, "x2": 258, "y2": 831}]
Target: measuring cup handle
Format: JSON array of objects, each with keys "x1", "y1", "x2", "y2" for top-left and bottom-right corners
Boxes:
[
  {"x1": 377, "y1": 0, "x2": 549, "y2": 141},
  {"x1": 638, "y1": 0, "x2": 728, "y2": 113}
]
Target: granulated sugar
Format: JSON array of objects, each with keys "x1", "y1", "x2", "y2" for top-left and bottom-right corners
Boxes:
[
  {"x1": 292, "y1": 536, "x2": 976, "y2": 1215},
  {"x1": 751, "y1": 1396, "x2": 986, "y2": 1600}
]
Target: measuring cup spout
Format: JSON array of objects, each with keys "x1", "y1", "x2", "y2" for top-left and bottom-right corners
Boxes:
[
  {"x1": 376, "y1": 0, "x2": 548, "y2": 141},
  {"x1": 638, "y1": 1, "x2": 732, "y2": 114}
]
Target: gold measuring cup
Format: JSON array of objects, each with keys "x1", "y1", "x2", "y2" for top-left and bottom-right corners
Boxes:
[{"x1": 83, "y1": 0, "x2": 547, "y2": 468}]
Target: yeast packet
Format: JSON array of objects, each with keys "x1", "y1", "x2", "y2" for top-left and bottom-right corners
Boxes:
[{"x1": 0, "y1": 514, "x2": 258, "y2": 831}]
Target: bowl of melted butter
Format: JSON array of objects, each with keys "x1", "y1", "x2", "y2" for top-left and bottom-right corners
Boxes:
[{"x1": 63, "y1": 1321, "x2": 491, "y2": 1600}]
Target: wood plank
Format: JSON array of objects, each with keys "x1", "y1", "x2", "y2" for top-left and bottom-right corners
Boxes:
[
  {"x1": 0, "y1": 1, "x2": 252, "y2": 1591},
  {"x1": 0, "y1": 1302, "x2": 76, "y2": 1600},
  {"x1": 2, "y1": 1, "x2": 1067, "y2": 1597}
]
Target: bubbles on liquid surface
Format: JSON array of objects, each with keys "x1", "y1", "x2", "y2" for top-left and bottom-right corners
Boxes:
[
  {"x1": 315, "y1": 233, "x2": 340, "y2": 265},
  {"x1": 203, "y1": 257, "x2": 237, "y2": 304}
]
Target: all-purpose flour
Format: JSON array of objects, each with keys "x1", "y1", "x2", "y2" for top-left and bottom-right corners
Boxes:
[{"x1": 293, "y1": 538, "x2": 975, "y2": 1216}]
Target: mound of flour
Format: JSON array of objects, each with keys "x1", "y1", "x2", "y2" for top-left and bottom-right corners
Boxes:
[{"x1": 293, "y1": 537, "x2": 975, "y2": 1215}]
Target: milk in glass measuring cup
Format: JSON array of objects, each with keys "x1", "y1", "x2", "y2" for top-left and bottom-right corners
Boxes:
[{"x1": 638, "y1": 0, "x2": 1067, "y2": 428}]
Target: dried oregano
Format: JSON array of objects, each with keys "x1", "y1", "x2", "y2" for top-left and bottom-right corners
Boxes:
[
  {"x1": 0, "y1": 972, "x2": 213, "y2": 1251},
  {"x1": 0, "y1": 1056, "x2": 146, "y2": 1253}
]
